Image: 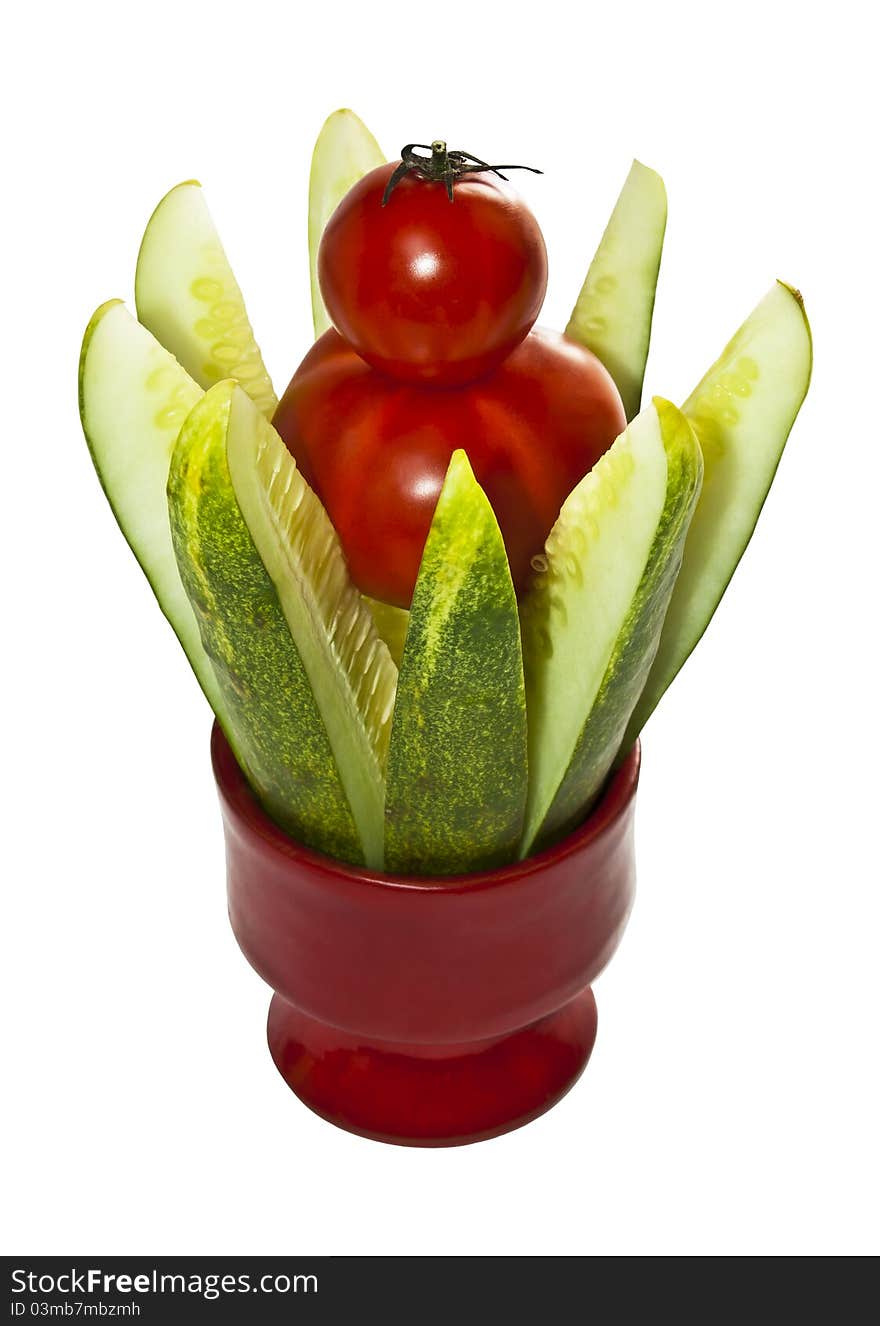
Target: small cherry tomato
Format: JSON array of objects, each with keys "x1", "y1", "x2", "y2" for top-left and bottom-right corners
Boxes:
[
  {"x1": 317, "y1": 146, "x2": 548, "y2": 387},
  {"x1": 273, "y1": 327, "x2": 626, "y2": 608}
]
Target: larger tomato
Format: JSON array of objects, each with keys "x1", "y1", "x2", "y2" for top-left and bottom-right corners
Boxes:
[
  {"x1": 318, "y1": 159, "x2": 547, "y2": 386},
  {"x1": 273, "y1": 327, "x2": 626, "y2": 608}
]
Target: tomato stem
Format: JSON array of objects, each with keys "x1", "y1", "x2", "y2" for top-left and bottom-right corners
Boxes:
[{"x1": 381, "y1": 143, "x2": 542, "y2": 206}]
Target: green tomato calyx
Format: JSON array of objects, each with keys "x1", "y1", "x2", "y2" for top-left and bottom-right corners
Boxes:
[{"x1": 381, "y1": 141, "x2": 542, "y2": 205}]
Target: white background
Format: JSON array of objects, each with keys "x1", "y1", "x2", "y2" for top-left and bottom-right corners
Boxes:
[{"x1": 3, "y1": 0, "x2": 877, "y2": 1257}]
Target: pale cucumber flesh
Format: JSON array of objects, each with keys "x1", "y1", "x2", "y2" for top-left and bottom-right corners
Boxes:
[
  {"x1": 309, "y1": 109, "x2": 384, "y2": 338},
  {"x1": 385, "y1": 451, "x2": 527, "y2": 875},
  {"x1": 362, "y1": 596, "x2": 409, "y2": 668},
  {"x1": 135, "y1": 181, "x2": 277, "y2": 417},
  {"x1": 625, "y1": 282, "x2": 812, "y2": 741},
  {"x1": 226, "y1": 388, "x2": 396, "y2": 869},
  {"x1": 78, "y1": 300, "x2": 230, "y2": 720},
  {"x1": 520, "y1": 399, "x2": 702, "y2": 855},
  {"x1": 566, "y1": 160, "x2": 667, "y2": 421},
  {"x1": 168, "y1": 383, "x2": 367, "y2": 864}
]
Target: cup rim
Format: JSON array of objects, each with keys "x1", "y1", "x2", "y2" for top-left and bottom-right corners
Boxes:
[{"x1": 211, "y1": 721, "x2": 641, "y2": 895}]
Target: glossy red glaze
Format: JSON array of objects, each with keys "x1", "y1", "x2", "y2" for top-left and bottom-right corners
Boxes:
[
  {"x1": 212, "y1": 724, "x2": 640, "y2": 1146},
  {"x1": 272, "y1": 326, "x2": 627, "y2": 607}
]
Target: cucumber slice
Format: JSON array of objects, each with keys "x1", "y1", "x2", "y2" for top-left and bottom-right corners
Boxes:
[
  {"x1": 566, "y1": 160, "x2": 667, "y2": 421},
  {"x1": 362, "y1": 595, "x2": 409, "y2": 668},
  {"x1": 169, "y1": 382, "x2": 388, "y2": 865},
  {"x1": 385, "y1": 451, "x2": 527, "y2": 875},
  {"x1": 226, "y1": 387, "x2": 397, "y2": 869},
  {"x1": 625, "y1": 282, "x2": 812, "y2": 740},
  {"x1": 520, "y1": 400, "x2": 702, "y2": 855},
  {"x1": 135, "y1": 181, "x2": 277, "y2": 417},
  {"x1": 78, "y1": 299, "x2": 229, "y2": 720},
  {"x1": 309, "y1": 109, "x2": 384, "y2": 338}
]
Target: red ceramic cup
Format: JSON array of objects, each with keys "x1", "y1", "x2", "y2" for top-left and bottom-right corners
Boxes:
[{"x1": 212, "y1": 722, "x2": 640, "y2": 1147}]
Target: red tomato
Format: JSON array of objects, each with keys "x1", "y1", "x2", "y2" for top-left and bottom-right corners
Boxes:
[
  {"x1": 318, "y1": 162, "x2": 548, "y2": 386},
  {"x1": 273, "y1": 327, "x2": 627, "y2": 608}
]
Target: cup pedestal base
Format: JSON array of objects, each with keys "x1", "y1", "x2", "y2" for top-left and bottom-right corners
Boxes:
[{"x1": 267, "y1": 988, "x2": 598, "y2": 1148}]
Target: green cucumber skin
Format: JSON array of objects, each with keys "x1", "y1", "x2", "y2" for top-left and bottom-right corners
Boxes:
[
  {"x1": 534, "y1": 401, "x2": 702, "y2": 850},
  {"x1": 624, "y1": 282, "x2": 812, "y2": 742},
  {"x1": 566, "y1": 160, "x2": 667, "y2": 421},
  {"x1": 309, "y1": 110, "x2": 384, "y2": 338},
  {"x1": 168, "y1": 382, "x2": 363, "y2": 864},
  {"x1": 385, "y1": 452, "x2": 528, "y2": 876},
  {"x1": 226, "y1": 389, "x2": 396, "y2": 871},
  {"x1": 520, "y1": 400, "x2": 702, "y2": 857},
  {"x1": 519, "y1": 406, "x2": 668, "y2": 854}
]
